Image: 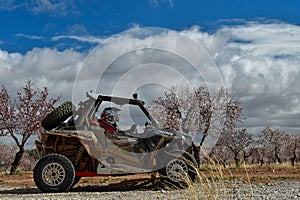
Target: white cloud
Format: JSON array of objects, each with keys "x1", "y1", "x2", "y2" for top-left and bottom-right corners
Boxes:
[
  {"x1": 76, "y1": 23, "x2": 300, "y2": 133},
  {"x1": 72, "y1": 27, "x2": 223, "y2": 105},
  {"x1": 66, "y1": 24, "x2": 89, "y2": 35},
  {"x1": 0, "y1": 48, "x2": 84, "y2": 101},
  {"x1": 0, "y1": 0, "x2": 73, "y2": 16},
  {"x1": 0, "y1": 0, "x2": 24, "y2": 11},
  {"x1": 148, "y1": 0, "x2": 174, "y2": 7},
  {"x1": 15, "y1": 33, "x2": 44, "y2": 40},
  {"x1": 211, "y1": 23, "x2": 300, "y2": 132},
  {"x1": 51, "y1": 35, "x2": 104, "y2": 44},
  {"x1": 2, "y1": 22, "x2": 300, "y2": 133},
  {"x1": 29, "y1": 0, "x2": 71, "y2": 15}
]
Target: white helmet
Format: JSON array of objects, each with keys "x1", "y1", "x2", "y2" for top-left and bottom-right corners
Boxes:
[{"x1": 100, "y1": 107, "x2": 120, "y2": 125}]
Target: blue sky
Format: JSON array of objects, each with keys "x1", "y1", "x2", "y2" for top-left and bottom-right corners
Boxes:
[
  {"x1": 1, "y1": 0, "x2": 300, "y2": 53},
  {"x1": 1, "y1": 0, "x2": 300, "y2": 134}
]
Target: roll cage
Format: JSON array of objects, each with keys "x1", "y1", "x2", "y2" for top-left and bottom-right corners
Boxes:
[{"x1": 74, "y1": 92, "x2": 157, "y2": 130}]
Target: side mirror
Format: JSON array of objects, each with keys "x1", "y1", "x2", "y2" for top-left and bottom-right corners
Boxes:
[
  {"x1": 145, "y1": 121, "x2": 151, "y2": 126},
  {"x1": 132, "y1": 93, "x2": 138, "y2": 99}
]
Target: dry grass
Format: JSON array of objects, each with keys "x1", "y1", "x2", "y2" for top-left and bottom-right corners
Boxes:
[
  {"x1": 199, "y1": 162, "x2": 300, "y2": 183},
  {"x1": 0, "y1": 163, "x2": 299, "y2": 199}
]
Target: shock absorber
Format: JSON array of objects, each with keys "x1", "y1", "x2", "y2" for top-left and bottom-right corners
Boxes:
[{"x1": 74, "y1": 145, "x2": 85, "y2": 168}]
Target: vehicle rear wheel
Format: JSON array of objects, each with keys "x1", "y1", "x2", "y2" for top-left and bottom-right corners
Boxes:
[
  {"x1": 41, "y1": 101, "x2": 74, "y2": 130},
  {"x1": 34, "y1": 154, "x2": 75, "y2": 193}
]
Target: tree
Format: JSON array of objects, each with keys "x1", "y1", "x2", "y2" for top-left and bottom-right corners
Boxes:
[
  {"x1": 285, "y1": 134, "x2": 300, "y2": 166},
  {"x1": 0, "y1": 81, "x2": 60, "y2": 174},
  {"x1": 151, "y1": 87, "x2": 182, "y2": 131},
  {"x1": 217, "y1": 97, "x2": 253, "y2": 167},
  {"x1": 150, "y1": 86, "x2": 228, "y2": 164},
  {"x1": 260, "y1": 125, "x2": 291, "y2": 164},
  {"x1": 218, "y1": 128, "x2": 253, "y2": 167},
  {"x1": 0, "y1": 142, "x2": 16, "y2": 171},
  {"x1": 209, "y1": 142, "x2": 233, "y2": 168}
]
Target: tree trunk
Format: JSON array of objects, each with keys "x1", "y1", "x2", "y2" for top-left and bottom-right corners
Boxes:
[
  {"x1": 192, "y1": 143, "x2": 200, "y2": 165},
  {"x1": 260, "y1": 159, "x2": 264, "y2": 166},
  {"x1": 10, "y1": 148, "x2": 24, "y2": 174},
  {"x1": 243, "y1": 149, "x2": 253, "y2": 164},
  {"x1": 234, "y1": 154, "x2": 240, "y2": 167},
  {"x1": 221, "y1": 160, "x2": 226, "y2": 168},
  {"x1": 291, "y1": 152, "x2": 296, "y2": 166},
  {"x1": 199, "y1": 113, "x2": 211, "y2": 150},
  {"x1": 274, "y1": 147, "x2": 282, "y2": 164}
]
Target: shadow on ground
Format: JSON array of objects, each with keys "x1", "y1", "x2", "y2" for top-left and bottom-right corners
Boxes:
[
  {"x1": 73, "y1": 177, "x2": 188, "y2": 192},
  {"x1": 0, "y1": 177, "x2": 187, "y2": 195}
]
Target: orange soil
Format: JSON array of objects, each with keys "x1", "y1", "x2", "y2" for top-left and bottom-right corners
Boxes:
[{"x1": 0, "y1": 164, "x2": 299, "y2": 190}]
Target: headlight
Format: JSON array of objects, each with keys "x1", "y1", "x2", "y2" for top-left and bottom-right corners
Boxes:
[
  {"x1": 181, "y1": 135, "x2": 191, "y2": 145},
  {"x1": 159, "y1": 130, "x2": 174, "y2": 136}
]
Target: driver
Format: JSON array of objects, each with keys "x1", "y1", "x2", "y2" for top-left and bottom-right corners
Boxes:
[
  {"x1": 98, "y1": 107, "x2": 137, "y2": 134},
  {"x1": 98, "y1": 107, "x2": 121, "y2": 133}
]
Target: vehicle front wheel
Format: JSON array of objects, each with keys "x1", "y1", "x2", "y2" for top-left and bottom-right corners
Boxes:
[
  {"x1": 33, "y1": 154, "x2": 75, "y2": 193},
  {"x1": 160, "y1": 151, "x2": 198, "y2": 184}
]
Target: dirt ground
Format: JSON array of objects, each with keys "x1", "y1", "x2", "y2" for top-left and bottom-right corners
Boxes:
[{"x1": 0, "y1": 164, "x2": 299, "y2": 190}]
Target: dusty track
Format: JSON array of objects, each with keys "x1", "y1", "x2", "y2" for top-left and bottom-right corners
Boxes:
[{"x1": 0, "y1": 164, "x2": 299, "y2": 199}]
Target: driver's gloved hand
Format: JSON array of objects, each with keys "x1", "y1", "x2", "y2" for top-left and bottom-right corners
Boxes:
[{"x1": 126, "y1": 124, "x2": 137, "y2": 134}]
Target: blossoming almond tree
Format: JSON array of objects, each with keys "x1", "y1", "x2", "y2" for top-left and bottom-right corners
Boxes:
[
  {"x1": 261, "y1": 125, "x2": 294, "y2": 164},
  {"x1": 150, "y1": 86, "x2": 228, "y2": 164},
  {"x1": 0, "y1": 142, "x2": 17, "y2": 171},
  {"x1": 218, "y1": 97, "x2": 253, "y2": 167},
  {"x1": 0, "y1": 81, "x2": 60, "y2": 174}
]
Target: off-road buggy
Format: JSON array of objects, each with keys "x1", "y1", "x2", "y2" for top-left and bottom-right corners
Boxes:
[{"x1": 34, "y1": 92, "x2": 198, "y2": 193}]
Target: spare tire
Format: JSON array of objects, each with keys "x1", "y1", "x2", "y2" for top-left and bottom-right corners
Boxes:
[{"x1": 41, "y1": 101, "x2": 74, "y2": 130}]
